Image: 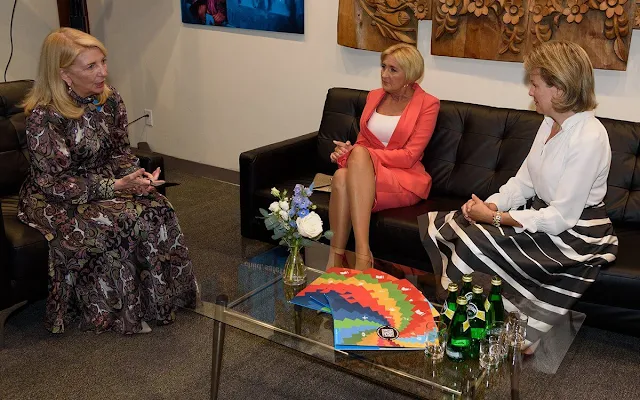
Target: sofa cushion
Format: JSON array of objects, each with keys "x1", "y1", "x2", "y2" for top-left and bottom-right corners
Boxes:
[
  {"x1": 579, "y1": 223, "x2": 640, "y2": 308},
  {"x1": 423, "y1": 101, "x2": 543, "y2": 200},
  {"x1": 1, "y1": 195, "x2": 49, "y2": 304},
  {"x1": 316, "y1": 88, "x2": 368, "y2": 175},
  {"x1": 0, "y1": 80, "x2": 32, "y2": 198},
  {"x1": 1, "y1": 196, "x2": 49, "y2": 285},
  {"x1": 599, "y1": 117, "x2": 640, "y2": 224}
]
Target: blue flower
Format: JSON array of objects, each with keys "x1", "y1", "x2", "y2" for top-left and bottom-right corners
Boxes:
[
  {"x1": 298, "y1": 208, "x2": 309, "y2": 218},
  {"x1": 292, "y1": 195, "x2": 304, "y2": 207},
  {"x1": 289, "y1": 220, "x2": 297, "y2": 228},
  {"x1": 300, "y1": 197, "x2": 311, "y2": 209},
  {"x1": 294, "y1": 184, "x2": 303, "y2": 195}
]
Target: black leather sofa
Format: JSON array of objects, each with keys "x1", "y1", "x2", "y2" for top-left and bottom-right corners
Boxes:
[
  {"x1": 240, "y1": 87, "x2": 640, "y2": 336},
  {"x1": 0, "y1": 80, "x2": 165, "y2": 346}
]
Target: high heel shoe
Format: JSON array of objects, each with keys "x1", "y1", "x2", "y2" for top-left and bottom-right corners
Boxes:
[
  {"x1": 355, "y1": 250, "x2": 374, "y2": 270},
  {"x1": 328, "y1": 249, "x2": 350, "y2": 269},
  {"x1": 334, "y1": 252, "x2": 350, "y2": 268}
]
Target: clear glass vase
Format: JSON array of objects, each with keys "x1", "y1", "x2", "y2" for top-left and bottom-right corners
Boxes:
[{"x1": 283, "y1": 244, "x2": 306, "y2": 286}]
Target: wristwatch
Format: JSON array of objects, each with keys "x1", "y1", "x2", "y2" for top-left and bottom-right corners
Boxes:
[{"x1": 492, "y1": 211, "x2": 502, "y2": 228}]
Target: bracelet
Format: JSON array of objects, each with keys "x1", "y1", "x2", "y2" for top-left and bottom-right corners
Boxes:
[{"x1": 492, "y1": 211, "x2": 502, "y2": 228}]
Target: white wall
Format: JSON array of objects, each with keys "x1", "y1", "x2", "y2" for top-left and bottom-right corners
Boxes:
[
  {"x1": 5, "y1": 1, "x2": 639, "y2": 172},
  {"x1": 0, "y1": 0, "x2": 59, "y2": 81}
]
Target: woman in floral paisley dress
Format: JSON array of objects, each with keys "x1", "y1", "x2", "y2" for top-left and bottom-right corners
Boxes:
[{"x1": 18, "y1": 28, "x2": 198, "y2": 334}]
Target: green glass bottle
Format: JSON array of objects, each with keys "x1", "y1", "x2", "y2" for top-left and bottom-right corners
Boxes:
[
  {"x1": 441, "y1": 283, "x2": 459, "y2": 326},
  {"x1": 446, "y1": 296, "x2": 472, "y2": 362},
  {"x1": 486, "y1": 276, "x2": 505, "y2": 327},
  {"x1": 468, "y1": 285, "x2": 487, "y2": 358},
  {"x1": 460, "y1": 274, "x2": 473, "y2": 302}
]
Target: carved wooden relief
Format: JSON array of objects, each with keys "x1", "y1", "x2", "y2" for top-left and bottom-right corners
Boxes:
[
  {"x1": 337, "y1": 0, "x2": 637, "y2": 69},
  {"x1": 431, "y1": 0, "x2": 530, "y2": 62},
  {"x1": 526, "y1": 0, "x2": 634, "y2": 69},
  {"x1": 337, "y1": 0, "x2": 432, "y2": 52},
  {"x1": 431, "y1": 0, "x2": 636, "y2": 70}
]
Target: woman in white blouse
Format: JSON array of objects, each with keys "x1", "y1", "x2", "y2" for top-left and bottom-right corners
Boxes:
[{"x1": 419, "y1": 40, "x2": 618, "y2": 353}]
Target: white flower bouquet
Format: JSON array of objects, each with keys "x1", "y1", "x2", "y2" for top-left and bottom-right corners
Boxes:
[{"x1": 259, "y1": 184, "x2": 332, "y2": 284}]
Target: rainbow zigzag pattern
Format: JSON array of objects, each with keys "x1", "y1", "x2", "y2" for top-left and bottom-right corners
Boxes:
[{"x1": 291, "y1": 267, "x2": 439, "y2": 350}]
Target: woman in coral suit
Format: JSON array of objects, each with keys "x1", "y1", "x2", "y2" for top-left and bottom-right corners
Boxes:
[{"x1": 327, "y1": 43, "x2": 440, "y2": 270}]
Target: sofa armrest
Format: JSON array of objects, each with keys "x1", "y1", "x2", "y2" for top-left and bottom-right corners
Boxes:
[
  {"x1": 133, "y1": 148, "x2": 165, "y2": 179},
  {"x1": 133, "y1": 148, "x2": 166, "y2": 195},
  {"x1": 239, "y1": 132, "x2": 319, "y2": 238}
]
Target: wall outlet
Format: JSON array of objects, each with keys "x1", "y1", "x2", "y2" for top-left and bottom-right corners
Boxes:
[{"x1": 144, "y1": 109, "x2": 154, "y2": 126}]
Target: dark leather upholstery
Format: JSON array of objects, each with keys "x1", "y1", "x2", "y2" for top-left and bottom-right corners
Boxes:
[
  {"x1": 0, "y1": 80, "x2": 166, "y2": 317},
  {"x1": 240, "y1": 87, "x2": 640, "y2": 335}
]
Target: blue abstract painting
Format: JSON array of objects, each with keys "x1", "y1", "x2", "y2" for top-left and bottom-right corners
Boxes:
[{"x1": 181, "y1": 0, "x2": 304, "y2": 34}]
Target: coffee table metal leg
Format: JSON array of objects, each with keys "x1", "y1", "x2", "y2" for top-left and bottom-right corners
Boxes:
[
  {"x1": 510, "y1": 348, "x2": 521, "y2": 400},
  {"x1": 294, "y1": 304, "x2": 302, "y2": 335},
  {"x1": 211, "y1": 294, "x2": 228, "y2": 400}
]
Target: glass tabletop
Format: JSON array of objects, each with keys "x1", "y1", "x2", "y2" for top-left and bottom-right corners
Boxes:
[{"x1": 193, "y1": 243, "x2": 531, "y2": 399}]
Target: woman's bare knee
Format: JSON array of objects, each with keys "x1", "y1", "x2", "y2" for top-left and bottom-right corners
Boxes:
[
  {"x1": 347, "y1": 146, "x2": 372, "y2": 169},
  {"x1": 331, "y1": 168, "x2": 348, "y2": 191}
]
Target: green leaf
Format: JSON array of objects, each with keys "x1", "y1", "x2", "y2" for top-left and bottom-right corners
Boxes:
[
  {"x1": 324, "y1": 230, "x2": 334, "y2": 240},
  {"x1": 300, "y1": 238, "x2": 315, "y2": 247},
  {"x1": 259, "y1": 208, "x2": 270, "y2": 217},
  {"x1": 265, "y1": 218, "x2": 278, "y2": 230}
]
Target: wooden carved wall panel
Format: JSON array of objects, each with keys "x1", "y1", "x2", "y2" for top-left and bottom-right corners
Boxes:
[
  {"x1": 337, "y1": 0, "x2": 431, "y2": 52},
  {"x1": 431, "y1": 0, "x2": 530, "y2": 62},
  {"x1": 525, "y1": 0, "x2": 635, "y2": 70},
  {"x1": 431, "y1": 0, "x2": 636, "y2": 70},
  {"x1": 336, "y1": 0, "x2": 638, "y2": 69}
]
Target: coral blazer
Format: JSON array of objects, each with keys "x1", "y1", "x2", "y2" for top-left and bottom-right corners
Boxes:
[{"x1": 337, "y1": 84, "x2": 440, "y2": 200}]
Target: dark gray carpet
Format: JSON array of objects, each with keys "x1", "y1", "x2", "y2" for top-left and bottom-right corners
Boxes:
[{"x1": 1, "y1": 170, "x2": 639, "y2": 400}]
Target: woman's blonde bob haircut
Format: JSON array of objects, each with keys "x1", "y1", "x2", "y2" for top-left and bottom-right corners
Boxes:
[
  {"x1": 23, "y1": 28, "x2": 111, "y2": 119},
  {"x1": 380, "y1": 43, "x2": 424, "y2": 84},
  {"x1": 524, "y1": 40, "x2": 596, "y2": 113}
]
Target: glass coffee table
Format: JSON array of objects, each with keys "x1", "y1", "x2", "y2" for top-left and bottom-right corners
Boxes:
[{"x1": 193, "y1": 243, "x2": 585, "y2": 399}]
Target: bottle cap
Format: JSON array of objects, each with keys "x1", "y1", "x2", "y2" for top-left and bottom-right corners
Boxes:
[
  {"x1": 456, "y1": 296, "x2": 468, "y2": 305},
  {"x1": 491, "y1": 276, "x2": 502, "y2": 286},
  {"x1": 472, "y1": 285, "x2": 483, "y2": 294},
  {"x1": 462, "y1": 274, "x2": 473, "y2": 283},
  {"x1": 447, "y1": 283, "x2": 459, "y2": 292}
]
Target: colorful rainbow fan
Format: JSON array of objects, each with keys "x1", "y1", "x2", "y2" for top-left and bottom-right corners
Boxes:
[{"x1": 291, "y1": 268, "x2": 439, "y2": 350}]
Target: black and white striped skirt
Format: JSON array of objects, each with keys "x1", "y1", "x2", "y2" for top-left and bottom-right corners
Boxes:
[{"x1": 417, "y1": 197, "x2": 618, "y2": 345}]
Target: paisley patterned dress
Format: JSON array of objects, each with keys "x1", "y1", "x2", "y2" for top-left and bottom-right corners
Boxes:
[{"x1": 18, "y1": 87, "x2": 198, "y2": 334}]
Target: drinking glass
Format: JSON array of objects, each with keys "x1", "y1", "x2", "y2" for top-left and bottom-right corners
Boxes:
[
  {"x1": 479, "y1": 337, "x2": 501, "y2": 369},
  {"x1": 506, "y1": 311, "x2": 520, "y2": 346},
  {"x1": 487, "y1": 321, "x2": 508, "y2": 359},
  {"x1": 425, "y1": 321, "x2": 448, "y2": 361},
  {"x1": 513, "y1": 313, "x2": 528, "y2": 349}
]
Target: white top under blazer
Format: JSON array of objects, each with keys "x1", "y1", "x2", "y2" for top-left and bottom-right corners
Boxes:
[{"x1": 367, "y1": 110, "x2": 401, "y2": 147}]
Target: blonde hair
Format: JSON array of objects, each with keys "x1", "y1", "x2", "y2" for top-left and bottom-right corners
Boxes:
[
  {"x1": 380, "y1": 43, "x2": 424, "y2": 84},
  {"x1": 23, "y1": 28, "x2": 111, "y2": 119},
  {"x1": 524, "y1": 40, "x2": 596, "y2": 113}
]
